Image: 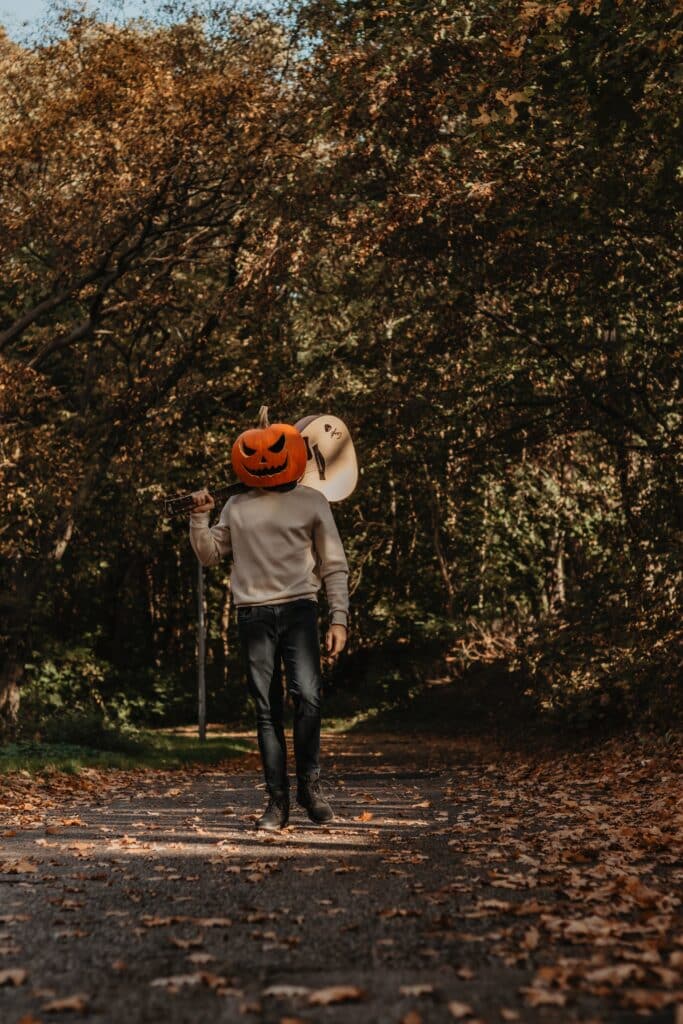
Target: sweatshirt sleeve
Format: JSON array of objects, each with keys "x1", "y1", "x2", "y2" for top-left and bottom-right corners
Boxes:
[
  {"x1": 312, "y1": 496, "x2": 349, "y2": 628},
  {"x1": 189, "y1": 503, "x2": 232, "y2": 567}
]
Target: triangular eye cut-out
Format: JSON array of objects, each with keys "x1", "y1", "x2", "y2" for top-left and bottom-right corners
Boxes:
[
  {"x1": 268, "y1": 433, "x2": 286, "y2": 453},
  {"x1": 241, "y1": 441, "x2": 256, "y2": 456}
]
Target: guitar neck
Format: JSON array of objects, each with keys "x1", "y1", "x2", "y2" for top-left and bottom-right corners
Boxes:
[{"x1": 164, "y1": 483, "x2": 246, "y2": 518}]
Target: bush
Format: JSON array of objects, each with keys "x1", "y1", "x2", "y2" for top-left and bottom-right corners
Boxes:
[
  {"x1": 20, "y1": 641, "x2": 148, "y2": 747},
  {"x1": 40, "y1": 709, "x2": 145, "y2": 753}
]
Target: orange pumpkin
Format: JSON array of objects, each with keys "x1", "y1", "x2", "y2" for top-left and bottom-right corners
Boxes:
[{"x1": 231, "y1": 410, "x2": 307, "y2": 488}]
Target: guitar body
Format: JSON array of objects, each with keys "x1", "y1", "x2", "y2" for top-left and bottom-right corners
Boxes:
[{"x1": 295, "y1": 413, "x2": 358, "y2": 502}]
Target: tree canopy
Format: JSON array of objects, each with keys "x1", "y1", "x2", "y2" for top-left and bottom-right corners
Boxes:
[{"x1": 0, "y1": 0, "x2": 680, "y2": 738}]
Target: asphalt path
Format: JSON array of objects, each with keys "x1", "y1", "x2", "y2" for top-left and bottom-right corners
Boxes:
[{"x1": 0, "y1": 732, "x2": 680, "y2": 1023}]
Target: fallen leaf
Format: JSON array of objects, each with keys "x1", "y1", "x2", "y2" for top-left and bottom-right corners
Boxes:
[
  {"x1": 650, "y1": 966, "x2": 680, "y2": 987},
  {"x1": 477, "y1": 899, "x2": 511, "y2": 912},
  {"x1": 0, "y1": 968, "x2": 27, "y2": 986},
  {"x1": 563, "y1": 916, "x2": 613, "y2": 939},
  {"x1": 262, "y1": 984, "x2": 311, "y2": 998},
  {"x1": 401, "y1": 1013, "x2": 424, "y2": 1024},
  {"x1": 621, "y1": 875, "x2": 661, "y2": 908},
  {"x1": 150, "y1": 971, "x2": 226, "y2": 993},
  {"x1": 519, "y1": 987, "x2": 566, "y2": 1008},
  {"x1": 457, "y1": 967, "x2": 475, "y2": 980},
  {"x1": 0, "y1": 858, "x2": 37, "y2": 874},
  {"x1": 448, "y1": 1001, "x2": 474, "y2": 1019},
  {"x1": 585, "y1": 963, "x2": 640, "y2": 985},
  {"x1": 198, "y1": 972, "x2": 226, "y2": 991},
  {"x1": 308, "y1": 985, "x2": 366, "y2": 1006},
  {"x1": 354, "y1": 811, "x2": 374, "y2": 822},
  {"x1": 500, "y1": 1011, "x2": 520, "y2": 1022},
  {"x1": 150, "y1": 974, "x2": 204, "y2": 991},
  {"x1": 622, "y1": 989, "x2": 668, "y2": 1011},
  {"x1": 41, "y1": 994, "x2": 89, "y2": 1013},
  {"x1": 67, "y1": 842, "x2": 94, "y2": 854},
  {"x1": 399, "y1": 984, "x2": 434, "y2": 997},
  {"x1": 216, "y1": 985, "x2": 243, "y2": 998},
  {"x1": 238, "y1": 1000, "x2": 261, "y2": 1014},
  {"x1": 170, "y1": 934, "x2": 204, "y2": 949}
]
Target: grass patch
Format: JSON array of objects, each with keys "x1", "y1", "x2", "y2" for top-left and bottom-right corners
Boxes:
[{"x1": 0, "y1": 730, "x2": 253, "y2": 774}]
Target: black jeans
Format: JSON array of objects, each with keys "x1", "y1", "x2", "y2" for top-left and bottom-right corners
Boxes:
[{"x1": 237, "y1": 599, "x2": 322, "y2": 793}]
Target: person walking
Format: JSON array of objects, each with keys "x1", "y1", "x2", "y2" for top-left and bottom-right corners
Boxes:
[{"x1": 188, "y1": 411, "x2": 349, "y2": 831}]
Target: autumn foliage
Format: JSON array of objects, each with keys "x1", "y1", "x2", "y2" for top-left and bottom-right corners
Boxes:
[{"x1": 0, "y1": 0, "x2": 680, "y2": 737}]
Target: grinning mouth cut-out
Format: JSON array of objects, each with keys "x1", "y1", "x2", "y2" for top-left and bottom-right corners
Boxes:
[{"x1": 246, "y1": 456, "x2": 289, "y2": 477}]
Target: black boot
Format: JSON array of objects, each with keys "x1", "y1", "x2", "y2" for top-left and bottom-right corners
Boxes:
[
  {"x1": 256, "y1": 786, "x2": 290, "y2": 831},
  {"x1": 296, "y1": 771, "x2": 334, "y2": 824}
]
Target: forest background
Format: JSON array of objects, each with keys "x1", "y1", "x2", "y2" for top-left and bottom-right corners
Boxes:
[{"x1": 0, "y1": 0, "x2": 680, "y2": 749}]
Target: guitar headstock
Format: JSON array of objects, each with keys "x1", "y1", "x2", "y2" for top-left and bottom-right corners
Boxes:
[
  {"x1": 164, "y1": 493, "x2": 197, "y2": 517},
  {"x1": 163, "y1": 483, "x2": 246, "y2": 518}
]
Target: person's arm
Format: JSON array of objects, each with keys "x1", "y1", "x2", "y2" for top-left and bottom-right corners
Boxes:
[
  {"x1": 312, "y1": 496, "x2": 349, "y2": 653},
  {"x1": 189, "y1": 490, "x2": 232, "y2": 567}
]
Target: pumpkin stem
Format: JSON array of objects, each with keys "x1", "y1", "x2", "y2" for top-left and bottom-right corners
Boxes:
[{"x1": 258, "y1": 405, "x2": 270, "y2": 428}]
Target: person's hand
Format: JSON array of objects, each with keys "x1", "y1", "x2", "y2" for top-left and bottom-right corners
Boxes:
[
  {"x1": 190, "y1": 488, "x2": 215, "y2": 514},
  {"x1": 325, "y1": 624, "x2": 347, "y2": 657}
]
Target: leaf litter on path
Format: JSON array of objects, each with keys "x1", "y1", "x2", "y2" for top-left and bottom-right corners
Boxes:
[{"x1": 0, "y1": 732, "x2": 680, "y2": 1021}]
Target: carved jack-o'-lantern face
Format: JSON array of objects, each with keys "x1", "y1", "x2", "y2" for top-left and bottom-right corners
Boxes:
[{"x1": 231, "y1": 422, "x2": 307, "y2": 488}]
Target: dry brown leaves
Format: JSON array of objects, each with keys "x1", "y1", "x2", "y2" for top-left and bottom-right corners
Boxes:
[
  {"x1": 0, "y1": 967, "x2": 27, "y2": 986},
  {"x1": 0, "y1": 761, "x2": 246, "y2": 831},
  {"x1": 141, "y1": 914, "x2": 231, "y2": 929},
  {"x1": 0, "y1": 857, "x2": 37, "y2": 874},
  {"x1": 0, "y1": 734, "x2": 679, "y2": 1021},
  {"x1": 307, "y1": 984, "x2": 366, "y2": 1005},
  {"x1": 262, "y1": 984, "x2": 311, "y2": 998},
  {"x1": 421, "y1": 737, "x2": 683, "y2": 1018},
  {"x1": 399, "y1": 983, "x2": 434, "y2": 997},
  {"x1": 41, "y1": 993, "x2": 89, "y2": 1013},
  {"x1": 447, "y1": 1000, "x2": 474, "y2": 1019},
  {"x1": 150, "y1": 971, "x2": 228, "y2": 994}
]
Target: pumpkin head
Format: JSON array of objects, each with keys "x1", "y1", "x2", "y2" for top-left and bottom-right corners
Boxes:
[{"x1": 231, "y1": 408, "x2": 307, "y2": 488}]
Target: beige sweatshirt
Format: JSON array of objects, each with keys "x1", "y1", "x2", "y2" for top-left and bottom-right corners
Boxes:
[{"x1": 189, "y1": 485, "x2": 349, "y2": 627}]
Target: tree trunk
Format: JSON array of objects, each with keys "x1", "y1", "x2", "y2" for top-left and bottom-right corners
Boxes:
[
  {"x1": 0, "y1": 570, "x2": 39, "y2": 738},
  {"x1": 478, "y1": 480, "x2": 491, "y2": 615},
  {"x1": 552, "y1": 528, "x2": 566, "y2": 612},
  {"x1": 425, "y1": 474, "x2": 455, "y2": 618},
  {"x1": 0, "y1": 654, "x2": 22, "y2": 740}
]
